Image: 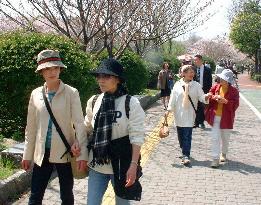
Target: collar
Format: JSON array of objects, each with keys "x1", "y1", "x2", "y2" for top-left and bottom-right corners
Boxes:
[
  {"x1": 199, "y1": 64, "x2": 204, "y2": 69},
  {"x1": 180, "y1": 78, "x2": 193, "y2": 86},
  {"x1": 44, "y1": 80, "x2": 65, "y2": 95}
]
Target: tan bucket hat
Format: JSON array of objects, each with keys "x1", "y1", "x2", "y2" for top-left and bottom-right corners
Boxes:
[{"x1": 35, "y1": 49, "x2": 67, "y2": 73}]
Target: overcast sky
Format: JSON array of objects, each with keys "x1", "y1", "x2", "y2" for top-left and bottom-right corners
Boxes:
[
  {"x1": 2, "y1": 0, "x2": 232, "y2": 40},
  {"x1": 180, "y1": 0, "x2": 233, "y2": 40}
]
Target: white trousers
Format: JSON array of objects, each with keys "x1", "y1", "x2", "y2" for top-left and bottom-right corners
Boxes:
[{"x1": 211, "y1": 116, "x2": 231, "y2": 159}]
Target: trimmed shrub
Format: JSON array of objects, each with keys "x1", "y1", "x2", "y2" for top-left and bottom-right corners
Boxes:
[
  {"x1": 94, "y1": 50, "x2": 149, "y2": 95},
  {"x1": 145, "y1": 61, "x2": 161, "y2": 89},
  {"x1": 119, "y1": 50, "x2": 149, "y2": 95},
  {"x1": 0, "y1": 31, "x2": 95, "y2": 138}
]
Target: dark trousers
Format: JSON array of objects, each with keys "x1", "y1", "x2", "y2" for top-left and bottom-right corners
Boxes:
[
  {"x1": 195, "y1": 102, "x2": 205, "y2": 126},
  {"x1": 29, "y1": 149, "x2": 74, "y2": 205},
  {"x1": 176, "y1": 127, "x2": 193, "y2": 157}
]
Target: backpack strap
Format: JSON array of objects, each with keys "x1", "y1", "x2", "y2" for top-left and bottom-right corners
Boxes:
[
  {"x1": 92, "y1": 94, "x2": 131, "y2": 119},
  {"x1": 125, "y1": 94, "x2": 131, "y2": 119}
]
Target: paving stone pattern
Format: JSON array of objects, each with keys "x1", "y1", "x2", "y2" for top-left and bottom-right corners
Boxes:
[{"x1": 12, "y1": 74, "x2": 261, "y2": 204}]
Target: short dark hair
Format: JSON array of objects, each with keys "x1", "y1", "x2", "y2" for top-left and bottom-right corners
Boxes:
[{"x1": 195, "y1": 54, "x2": 203, "y2": 60}]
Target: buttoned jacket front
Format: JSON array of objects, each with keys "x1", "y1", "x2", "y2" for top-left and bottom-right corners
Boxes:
[{"x1": 23, "y1": 81, "x2": 87, "y2": 166}]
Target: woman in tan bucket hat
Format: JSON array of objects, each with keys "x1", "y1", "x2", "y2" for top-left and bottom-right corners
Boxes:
[{"x1": 21, "y1": 49, "x2": 88, "y2": 204}]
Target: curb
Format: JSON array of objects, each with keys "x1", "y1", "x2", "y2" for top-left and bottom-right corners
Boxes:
[
  {"x1": 0, "y1": 170, "x2": 31, "y2": 204},
  {"x1": 0, "y1": 93, "x2": 160, "y2": 204}
]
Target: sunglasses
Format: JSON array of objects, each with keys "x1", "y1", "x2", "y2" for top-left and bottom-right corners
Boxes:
[{"x1": 95, "y1": 74, "x2": 112, "y2": 79}]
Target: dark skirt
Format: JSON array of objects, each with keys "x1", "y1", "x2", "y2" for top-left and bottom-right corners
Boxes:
[{"x1": 160, "y1": 88, "x2": 171, "y2": 97}]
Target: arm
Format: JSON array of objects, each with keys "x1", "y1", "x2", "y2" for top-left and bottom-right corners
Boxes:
[
  {"x1": 167, "y1": 83, "x2": 177, "y2": 111},
  {"x1": 71, "y1": 90, "x2": 88, "y2": 164},
  {"x1": 22, "y1": 92, "x2": 37, "y2": 171},
  {"x1": 126, "y1": 98, "x2": 145, "y2": 187}
]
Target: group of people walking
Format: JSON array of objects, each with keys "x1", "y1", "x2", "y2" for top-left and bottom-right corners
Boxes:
[
  {"x1": 22, "y1": 49, "x2": 145, "y2": 205},
  {"x1": 21, "y1": 49, "x2": 239, "y2": 205},
  {"x1": 158, "y1": 55, "x2": 239, "y2": 167}
]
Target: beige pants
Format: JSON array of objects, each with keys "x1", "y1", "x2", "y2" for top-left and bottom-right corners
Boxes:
[{"x1": 211, "y1": 116, "x2": 231, "y2": 159}]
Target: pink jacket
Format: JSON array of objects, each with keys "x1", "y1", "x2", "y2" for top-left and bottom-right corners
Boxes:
[{"x1": 207, "y1": 84, "x2": 239, "y2": 129}]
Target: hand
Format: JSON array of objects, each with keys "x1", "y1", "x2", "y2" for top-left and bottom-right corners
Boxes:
[
  {"x1": 76, "y1": 160, "x2": 88, "y2": 172},
  {"x1": 21, "y1": 160, "x2": 31, "y2": 172},
  {"x1": 125, "y1": 163, "x2": 137, "y2": 187},
  {"x1": 213, "y1": 95, "x2": 220, "y2": 101},
  {"x1": 71, "y1": 141, "x2": 81, "y2": 157},
  {"x1": 205, "y1": 93, "x2": 212, "y2": 100},
  {"x1": 218, "y1": 97, "x2": 228, "y2": 104}
]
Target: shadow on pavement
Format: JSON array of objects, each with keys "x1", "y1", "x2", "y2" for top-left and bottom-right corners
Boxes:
[{"x1": 219, "y1": 160, "x2": 261, "y2": 175}]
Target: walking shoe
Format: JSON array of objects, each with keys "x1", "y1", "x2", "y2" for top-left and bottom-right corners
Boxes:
[
  {"x1": 211, "y1": 159, "x2": 219, "y2": 168},
  {"x1": 182, "y1": 156, "x2": 190, "y2": 165},
  {"x1": 220, "y1": 153, "x2": 227, "y2": 162},
  {"x1": 199, "y1": 123, "x2": 206, "y2": 129}
]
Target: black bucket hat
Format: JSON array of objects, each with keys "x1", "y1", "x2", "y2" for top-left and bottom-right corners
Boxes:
[{"x1": 91, "y1": 58, "x2": 125, "y2": 81}]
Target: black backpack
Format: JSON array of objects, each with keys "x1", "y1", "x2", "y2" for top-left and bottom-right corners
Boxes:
[{"x1": 92, "y1": 94, "x2": 131, "y2": 119}]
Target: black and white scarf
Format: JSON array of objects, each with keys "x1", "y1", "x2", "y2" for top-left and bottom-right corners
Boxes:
[{"x1": 89, "y1": 84, "x2": 127, "y2": 167}]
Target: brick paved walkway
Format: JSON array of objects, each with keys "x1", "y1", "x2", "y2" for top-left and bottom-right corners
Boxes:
[{"x1": 12, "y1": 75, "x2": 261, "y2": 204}]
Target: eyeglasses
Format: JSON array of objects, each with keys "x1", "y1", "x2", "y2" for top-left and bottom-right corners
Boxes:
[{"x1": 95, "y1": 74, "x2": 112, "y2": 80}]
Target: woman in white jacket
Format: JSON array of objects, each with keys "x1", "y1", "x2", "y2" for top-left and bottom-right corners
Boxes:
[
  {"x1": 21, "y1": 49, "x2": 87, "y2": 205},
  {"x1": 166, "y1": 65, "x2": 212, "y2": 165},
  {"x1": 84, "y1": 58, "x2": 145, "y2": 205}
]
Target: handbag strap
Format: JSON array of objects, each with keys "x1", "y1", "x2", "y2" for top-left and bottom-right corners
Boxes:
[
  {"x1": 163, "y1": 114, "x2": 168, "y2": 126},
  {"x1": 182, "y1": 85, "x2": 197, "y2": 113},
  {"x1": 42, "y1": 87, "x2": 73, "y2": 158}
]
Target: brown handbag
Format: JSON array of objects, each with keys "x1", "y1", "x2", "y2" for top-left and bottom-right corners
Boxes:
[{"x1": 159, "y1": 114, "x2": 169, "y2": 138}]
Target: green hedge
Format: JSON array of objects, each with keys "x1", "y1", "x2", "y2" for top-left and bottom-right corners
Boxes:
[
  {"x1": 0, "y1": 31, "x2": 96, "y2": 138},
  {"x1": 94, "y1": 50, "x2": 149, "y2": 95},
  {"x1": 119, "y1": 50, "x2": 149, "y2": 95}
]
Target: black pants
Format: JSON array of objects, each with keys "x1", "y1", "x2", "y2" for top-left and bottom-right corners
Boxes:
[
  {"x1": 195, "y1": 102, "x2": 205, "y2": 126},
  {"x1": 29, "y1": 149, "x2": 74, "y2": 205}
]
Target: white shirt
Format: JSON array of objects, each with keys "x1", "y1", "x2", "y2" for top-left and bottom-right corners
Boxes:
[
  {"x1": 198, "y1": 64, "x2": 204, "y2": 87},
  {"x1": 167, "y1": 79, "x2": 209, "y2": 127}
]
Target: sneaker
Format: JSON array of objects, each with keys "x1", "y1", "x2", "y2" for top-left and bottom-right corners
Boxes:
[
  {"x1": 211, "y1": 159, "x2": 219, "y2": 168},
  {"x1": 182, "y1": 156, "x2": 190, "y2": 165},
  {"x1": 199, "y1": 123, "x2": 206, "y2": 129},
  {"x1": 220, "y1": 153, "x2": 227, "y2": 162}
]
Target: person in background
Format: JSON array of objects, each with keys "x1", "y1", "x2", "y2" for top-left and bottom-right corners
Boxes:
[
  {"x1": 166, "y1": 65, "x2": 212, "y2": 165},
  {"x1": 193, "y1": 54, "x2": 212, "y2": 129},
  {"x1": 206, "y1": 69, "x2": 239, "y2": 168},
  {"x1": 22, "y1": 49, "x2": 87, "y2": 205},
  {"x1": 84, "y1": 58, "x2": 145, "y2": 205},
  {"x1": 157, "y1": 62, "x2": 173, "y2": 110},
  {"x1": 205, "y1": 61, "x2": 211, "y2": 69}
]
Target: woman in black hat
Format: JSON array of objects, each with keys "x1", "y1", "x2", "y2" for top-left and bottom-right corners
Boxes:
[{"x1": 83, "y1": 58, "x2": 145, "y2": 205}]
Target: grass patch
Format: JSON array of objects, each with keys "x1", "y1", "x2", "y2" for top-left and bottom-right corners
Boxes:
[
  {"x1": 141, "y1": 89, "x2": 159, "y2": 96},
  {"x1": 0, "y1": 157, "x2": 18, "y2": 180}
]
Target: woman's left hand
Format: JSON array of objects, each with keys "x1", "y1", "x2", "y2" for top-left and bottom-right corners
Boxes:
[
  {"x1": 71, "y1": 140, "x2": 81, "y2": 157},
  {"x1": 125, "y1": 163, "x2": 137, "y2": 187}
]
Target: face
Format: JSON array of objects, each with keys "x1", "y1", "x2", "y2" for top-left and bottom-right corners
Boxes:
[
  {"x1": 194, "y1": 57, "x2": 203, "y2": 67},
  {"x1": 183, "y1": 68, "x2": 195, "y2": 81},
  {"x1": 163, "y1": 63, "x2": 169, "y2": 69},
  {"x1": 41, "y1": 66, "x2": 61, "y2": 82},
  {"x1": 220, "y1": 78, "x2": 229, "y2": 86},
  {"x1": 96, "y1": 74, "x2": 120, "y2": 93}
]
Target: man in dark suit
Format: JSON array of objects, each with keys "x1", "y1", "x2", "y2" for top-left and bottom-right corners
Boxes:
[{"x1": 194, "y1": 55, "x2": 212, "y2": 129}]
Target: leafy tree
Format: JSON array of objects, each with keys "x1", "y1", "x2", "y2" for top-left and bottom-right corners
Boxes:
[{"x1": 229, "y1": 0, "x2": 261, "y2": 72}]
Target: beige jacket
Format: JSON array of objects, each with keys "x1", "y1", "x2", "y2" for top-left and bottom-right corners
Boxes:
[
  {"x1": 158, "y1": 69, "x2": 172, "y2": 89},
  {"x1": 23, "y1": 81, "x2": 87, "y2": 166}
]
